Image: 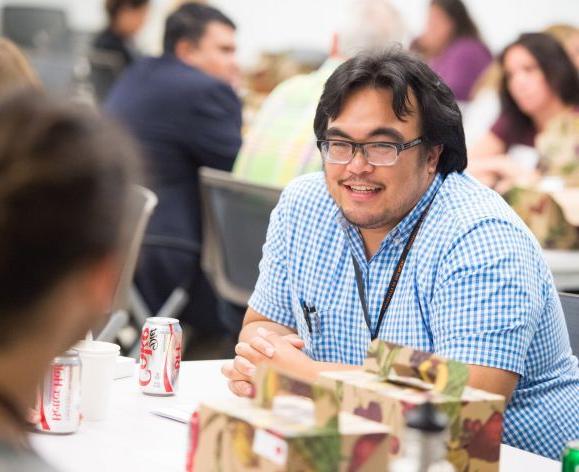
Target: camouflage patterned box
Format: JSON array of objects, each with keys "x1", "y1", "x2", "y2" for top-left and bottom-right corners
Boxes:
[
  {"x1": 191, "y1": 364, "x2": 390, "y2": 471},
  {"x1": 319, "y1": 340, "x2": 506, "y2": 472}
]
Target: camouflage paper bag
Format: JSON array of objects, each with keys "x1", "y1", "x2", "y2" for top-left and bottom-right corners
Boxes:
[
  {"x1": 320, "y1": 341, "x2": 506, "y2": 472},
  {"x1": 192, "y1": 364, "x2": 390, "y2": 471},
  {"x1": 505, "y1": 186, "x2": 579, "y2": 249}
]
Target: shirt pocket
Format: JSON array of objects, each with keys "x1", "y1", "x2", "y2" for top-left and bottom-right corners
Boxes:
[{"x1": 291, "y1": 297, "x2": 345, "y2": 363}]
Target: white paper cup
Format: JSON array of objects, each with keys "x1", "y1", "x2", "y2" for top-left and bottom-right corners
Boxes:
[{"x1": 73, "y1": 340, "x2": 120, "y2": 421}]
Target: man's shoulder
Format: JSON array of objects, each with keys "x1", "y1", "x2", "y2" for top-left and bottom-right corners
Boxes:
[
  {"x1": 280, "y1": 172, "x2": 335, "y2": 215},
  {"x1": 108, "y1": 56, "x2": 240, "y2": 114},
  {"x1": 436, "y1": 172, "x2": 538, "y2": 244},
  {"x1": 284, "y1": 172, "x2": 328, "y2": 197},
  {"x1": 121, "y1": 56, "x2": 233, "y2": 94}
]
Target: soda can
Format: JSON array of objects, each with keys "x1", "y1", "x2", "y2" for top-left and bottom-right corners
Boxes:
[
  {"x1": 139, "y1": 317, "x2": 182, "y2": 395},
  {"x1": 36, "y1": 351, "x2": 81, "y2": 434},
  {"x1": 562, "y1": 440, "x2": 579, "y2": 472}
]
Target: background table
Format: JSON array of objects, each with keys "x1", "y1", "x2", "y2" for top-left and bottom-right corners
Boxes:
[{"x1": 31, "y1": 360, "x2": 562, "y2": 471}]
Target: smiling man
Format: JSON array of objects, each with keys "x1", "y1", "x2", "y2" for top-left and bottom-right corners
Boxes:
[{"x1": 222, "y1": 50, "x2": 579, "y2": 459}]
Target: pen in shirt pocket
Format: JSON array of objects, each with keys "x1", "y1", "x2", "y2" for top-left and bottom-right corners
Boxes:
[{"x1": 300, "y1": 300, "x2": 316, "y2": 334}]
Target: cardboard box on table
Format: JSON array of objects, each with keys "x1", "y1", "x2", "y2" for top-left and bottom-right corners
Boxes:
[
  {"x1": 192, "y1": 364, "x2": 390, "y2": 471},
  {"x1": 319, "y1": 340, "x2": 506, "y2": 472}
]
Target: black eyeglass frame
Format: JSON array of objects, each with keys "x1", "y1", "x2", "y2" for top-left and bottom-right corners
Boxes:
[{"x1": 317, "y1": 137, "x2": 424, "y2": 166}]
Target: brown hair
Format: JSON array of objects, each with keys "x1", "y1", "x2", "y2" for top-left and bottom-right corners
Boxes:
[
  {"x1": 0, "y1": 91, "x2": 139, "y2": 319},
  {"x1": 544, "y1": 23, "x2": 579, "y2": 44},
  {"x1": 499, "y1": 32, "x2": 579, "y2": 138},
  {"x1": 431, "y1": 0, "x2": 480, "y2": 41},
  {"x1": 0, "y1": 38, "x2": 40, "y2": 96}
]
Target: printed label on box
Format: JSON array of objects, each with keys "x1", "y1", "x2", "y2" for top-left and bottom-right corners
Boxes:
[{"x1": 252, "y1": 428, "x2": 288, "y2": 466}]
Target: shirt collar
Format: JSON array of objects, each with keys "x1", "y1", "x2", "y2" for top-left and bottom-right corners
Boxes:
[{"x1": 336, "y1": 173, "x2": 444, "y2": 258}]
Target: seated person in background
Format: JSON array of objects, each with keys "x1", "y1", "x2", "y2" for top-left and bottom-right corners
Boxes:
[
  {"x1": 0, "y1": 38, "x2": 40, "y2": 95},
  {"x1": 545, "y1": 23, "x2": 579, "y2": 70},
  {"x1": 222, "y1": 50, "x2": 579, "y2": 460},
  {"x1": 93, "y1": 0, "x2": 150, "y2": 71},
  {"x1": 462, "y1": 61, "x2": 501, "y2": 148},
  {"x1": 411, "y1": 0, "x2": 491, "y2": 103},
  {"x1": 233, "y1": 0, "x2": 407, "y2": 187},
  {"x1": 106, "y1": 4, "x2": 242, "y2": 343},
  {"x1": 0, "y1": 91, "x2": 137, "y2": 470},
  {"x1": 470, "y1": 33, "x2": 579, "y2": 194}
]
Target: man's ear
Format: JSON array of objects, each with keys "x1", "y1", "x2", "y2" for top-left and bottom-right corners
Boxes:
[{"x1": 426, "y1": 144, "x2": 443, "y2": 173}]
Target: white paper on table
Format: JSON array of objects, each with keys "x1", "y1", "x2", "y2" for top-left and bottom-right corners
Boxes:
[{"x1": 150, "y1": 403, "x2": 199, "y2": 423}]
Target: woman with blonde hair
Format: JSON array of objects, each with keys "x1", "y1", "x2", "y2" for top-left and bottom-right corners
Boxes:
[
  {"x1": 0, "y1": 38, "x2": 39, "y2": 95},
  {"x1": 545, "y1": 23, "x2": 579, "y2": 70}
]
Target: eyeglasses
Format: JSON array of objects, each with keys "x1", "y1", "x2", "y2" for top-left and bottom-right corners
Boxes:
[{"x1": 317, "y1": 137, "x2": 423, "y2": 166}]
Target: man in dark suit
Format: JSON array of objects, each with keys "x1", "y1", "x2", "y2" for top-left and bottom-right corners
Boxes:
[{"x1": 105, "y1": 3, "x2": 242, "y2": 341}]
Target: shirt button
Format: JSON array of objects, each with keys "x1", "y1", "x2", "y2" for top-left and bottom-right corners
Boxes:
[{"x1": 360, "y1": 322, "x2": 367, "y2": 329}]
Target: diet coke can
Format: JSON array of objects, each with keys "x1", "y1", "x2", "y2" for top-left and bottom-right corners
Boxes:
[
  {"x1": 36, "y1": 351, "x2": 81, "y2": 434},
  {"x1": 139, "y1": 317, "x2": 182, "y2": 395}
]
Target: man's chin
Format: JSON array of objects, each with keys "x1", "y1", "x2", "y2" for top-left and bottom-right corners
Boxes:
[{"x1": 341, "y1": 210, "x2": 389, "y2": 230}]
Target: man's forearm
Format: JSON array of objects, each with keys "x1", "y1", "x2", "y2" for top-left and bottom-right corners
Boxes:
[{"x1": 239, "y1": 319, "x2": 296, "y2": 342}]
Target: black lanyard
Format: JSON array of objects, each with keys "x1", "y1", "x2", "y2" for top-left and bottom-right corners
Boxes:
[{"x1": 352, "y1": 202, "x2": 432, "y2": 340}]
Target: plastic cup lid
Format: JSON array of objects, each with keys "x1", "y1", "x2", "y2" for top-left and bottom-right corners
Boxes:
[{"x1": 73, "y1": 340, "x2": 120, "y2": 356}]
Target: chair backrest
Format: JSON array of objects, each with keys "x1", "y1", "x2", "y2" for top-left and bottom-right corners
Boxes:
[
  {"x1": 1, "y1": 6, "x2": 70, "y2": 51},
  {"x1": 110, "y1": 185, "x2": 158, "y2": 313},
  {"x1": 559, "y1": 292, "x2": 579, "y2": 356},
  {"x1": 199, "y1": 167, "x2": 281, "y2": 306}
]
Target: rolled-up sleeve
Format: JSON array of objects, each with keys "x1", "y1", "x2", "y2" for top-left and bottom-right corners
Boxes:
[
  {"x1": 430, "y1": 218, "x2": 545, "y2": 376},
  {"x1": 248, "y1": 190, "x2": 296, "y2": 330}
]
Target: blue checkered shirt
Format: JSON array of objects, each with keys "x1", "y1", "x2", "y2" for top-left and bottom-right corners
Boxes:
[{"x1": 249, "y1": 171, "x2": 579, "y2": 459}]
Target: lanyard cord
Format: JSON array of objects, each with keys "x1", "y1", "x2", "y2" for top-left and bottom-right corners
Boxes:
[{"x1": 352, "y1": 201, "x2": 433, "y2": 340}]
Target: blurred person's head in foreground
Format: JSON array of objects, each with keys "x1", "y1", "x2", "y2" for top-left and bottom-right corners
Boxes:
[
  {"x1": 333, "y1": 0, "x2": 408, "y2": 58},
  {"x1": 499, "y1": 32, "x2": 579, "y2": 137},
  {"x1": 0, "y1": 38, "x2": 40, "y2": 96},
  {"x1": 163, "y1": 2, "x2": 238, "y2": 86},
  {"x1": 544, "y1": 23, "x2": 579, "y2": 70},
  {"x1": 0, "y1": 91, "x2": 137, "y2": 445},
  {"x1": 105, "y1": 0, "x2": 150, "y2": 39},
  {"x1": 415, "y1": 0, "x2": 480, "y2": 57}
]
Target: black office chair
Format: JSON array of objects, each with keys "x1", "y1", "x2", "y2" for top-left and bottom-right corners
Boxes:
[
  {"x1": 559, "y1": 292, "x2": 579, "y2": 357},
  {"x1": 199, "y1": 167, "x2": 281, "y2": 335}
]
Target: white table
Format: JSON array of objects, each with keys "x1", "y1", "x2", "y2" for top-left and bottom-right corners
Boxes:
[
  {"x1": 31, "y1": 360, "x2": 561, "y2": 471},
  {"x1": 544, "y1": 249, "x2": 579, "y2": 291}
]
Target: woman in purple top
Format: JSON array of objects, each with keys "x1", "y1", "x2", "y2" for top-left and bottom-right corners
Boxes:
[
  {"x1": 470, "y1": 33, "x2": 579, "y2": 193},
  {"x1": 413, "y1": 0, "x2": 491, "y2": 101}
]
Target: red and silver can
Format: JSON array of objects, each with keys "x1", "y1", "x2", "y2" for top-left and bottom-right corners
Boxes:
[
  {"x1": 36, "y1": 351, "x2": 81, "y2": 434},
  {"x1": 139, "y1": 317, "x2": 182, "y2": 395}
]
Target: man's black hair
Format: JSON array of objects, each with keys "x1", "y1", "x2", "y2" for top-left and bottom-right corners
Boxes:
[
  {"x1": 163, "y1": 3, "x2": 235, "y2": 54},
  {"x1": 314, "y1": 48, "x2": 467, "y2": 175}
]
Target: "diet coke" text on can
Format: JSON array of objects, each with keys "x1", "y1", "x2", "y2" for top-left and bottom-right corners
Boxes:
[
  {"x1": 139, "y1": 317, "x2": 182, "y2": 395},
  {"x1": 36, "y1": 351, "x2": 81, "y2": 434}
]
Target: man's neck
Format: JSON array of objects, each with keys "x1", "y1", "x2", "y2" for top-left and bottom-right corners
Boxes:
[
  {"x1": 359, "y1": 173, "x2": 437, "y2": 259},
  {"x1": 360, "y1": 226, "x2": 390, "y2": 260}
]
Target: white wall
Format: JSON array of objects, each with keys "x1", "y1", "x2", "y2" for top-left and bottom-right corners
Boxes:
[{"x1": 1, "y1": 0, "x2": 579, "y2": 65}]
